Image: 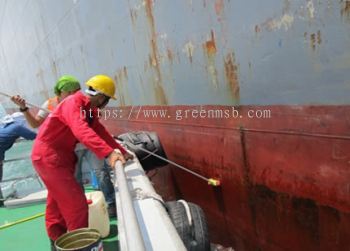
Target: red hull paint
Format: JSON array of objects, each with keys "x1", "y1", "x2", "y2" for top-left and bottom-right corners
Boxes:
[{"x1": 102, "y1": 105, "x2": 350, "y2": 250}]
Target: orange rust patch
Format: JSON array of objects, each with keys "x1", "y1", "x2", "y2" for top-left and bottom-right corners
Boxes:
[
  {"x1": 215, "y1": 0, "x2": 224, "y2": 16},
  {"x1": 145, "y1": 0, "x2": 168, "y2": 105},
  {"x1": 204, "y1": 30, "x2": 217, "y2": 55},
  {"x1": 203, "y1": 31, "x2": 218, "y2": 87},
  {"x1": 224, "y1": 53, "x2": 240, "y2": 100}
]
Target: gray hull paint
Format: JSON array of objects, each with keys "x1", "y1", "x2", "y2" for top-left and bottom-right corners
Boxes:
[{"x1": 0, "y1": 0, "x2": 349, "y2": 106}]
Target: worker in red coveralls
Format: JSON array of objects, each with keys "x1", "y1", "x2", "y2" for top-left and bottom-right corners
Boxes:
[{"x1": 31, "y1": 75, "x2": 131, "y2": 250}]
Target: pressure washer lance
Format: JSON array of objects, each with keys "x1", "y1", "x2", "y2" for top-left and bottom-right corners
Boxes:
[
  {"x1": 122, "y1": 141, "x2": 221, "y2": 187},
  {"x1": 0, "y1": 91, "x2": 50, "y2": 113}
]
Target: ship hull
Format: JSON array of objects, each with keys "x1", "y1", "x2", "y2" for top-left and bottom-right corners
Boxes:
[
  {"x1": 103, "y1": 104, "x2": 350, "y2": 250},
  {"x1": 1, "y1": 0, "x2": 350, "y2": 249}
]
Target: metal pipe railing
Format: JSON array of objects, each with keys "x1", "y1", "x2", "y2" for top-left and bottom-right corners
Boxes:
[{"x1": 114, "y1": 161, "x2": 146, "y2": 251}]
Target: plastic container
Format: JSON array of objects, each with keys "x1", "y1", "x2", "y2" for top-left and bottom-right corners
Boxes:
[{"x1": 85, "y1": 191, "x2": 110, "y2": 238}]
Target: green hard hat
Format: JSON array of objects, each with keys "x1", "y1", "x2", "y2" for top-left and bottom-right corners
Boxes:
[{"x1": 54, "y1": 75, "x2": 81, "y2": 96}]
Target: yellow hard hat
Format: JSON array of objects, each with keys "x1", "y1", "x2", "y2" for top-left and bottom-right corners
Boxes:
[{"x1": 85, "y1": 75, "x2": 116, "y2": 99}]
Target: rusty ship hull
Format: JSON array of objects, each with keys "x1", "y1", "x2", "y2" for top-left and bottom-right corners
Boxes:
[
  {"x1": 1, "y1": 0, "x2": 350, "y2": 250},
  {"x1": 102, "y1": 105, "x2": 350, "y2": 250}
]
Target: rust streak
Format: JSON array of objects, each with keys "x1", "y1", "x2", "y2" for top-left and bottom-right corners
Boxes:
[
  {"x1": 203, "y1": 30, "x2": 218, "y2": 87},
  {"x1": 114, "y1": 70, "x2": 128, "y2": 106},
  {"x1": 310, "y1": 33, "x2": 316, "y2": 51},
  {"x1": 123, "y1": 66, "x2": 128, "y2": 80},
  {"x1": 145, "y1": 0, "x2": 168, "y2": 105},
  {"x1": 224, "y1": 52, "x2": 240, "y2": 101},
  {"x1": 36, "y1": 69, "x2": 49, "y2": 99},
  {"x1": 283, "y1": 0, "x2": 291, "y2": 14},
  {"x1": 341, "y1": 0, "x2": 350, "y2": 19},
  {"x1": 317, "y1": 30, "x2": 322, "y2": 45},
  {"x1": 51, "y1": 61, "x2": 58, "y2": 79},
  {"x1": 255, "y1": 25, "x2": 261, "y2": 34},
  {"x1": 309, "y1": 30, "x2": 321, "y2": 51},
  {"x1": 167, "y1": 48, "x2": 174, "y2": 64},
  {"x1": 205, "y1": 30, "x2": 217, "y2": 55},
  {"x1": 144, "y1": 60, "x2": 149, "y2": 72},
  {"x1": 188, "y1": 50, "x2": 193, "y2": 63},
  {"x1": 184, "y1": 41, "x2": 194, "y2": 64},
  {"x1": 130, "y1": 9, "x2": 138, "y2": 26}
]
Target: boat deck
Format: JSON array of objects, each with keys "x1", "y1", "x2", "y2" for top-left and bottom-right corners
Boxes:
[{"x1": 0, "y1": 193, "x2": 119, "y2": 250}]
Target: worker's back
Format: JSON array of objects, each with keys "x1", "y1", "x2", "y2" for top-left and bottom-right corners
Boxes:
[{"x1": 0, "y1": 118, "x2": 36, "y2": 160}]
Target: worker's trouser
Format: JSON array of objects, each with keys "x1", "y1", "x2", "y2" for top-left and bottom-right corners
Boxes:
[
  {"x1": 32, "y1": 155, "x2": 88, "y2": 241},
  {"x1": 75, "y1": 149, "x2": 115, "y2": 205}
]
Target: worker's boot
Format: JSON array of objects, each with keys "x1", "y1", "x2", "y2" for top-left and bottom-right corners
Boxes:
[{"x1": 50, "y1": 239, "x2": 56, "y2": 251}]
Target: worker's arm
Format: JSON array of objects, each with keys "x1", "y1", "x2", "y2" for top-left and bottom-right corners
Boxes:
[
  {"x1": 22, "y1": 111, "x2": 45, "y2": 128},
  {"x1": 92, "y1": 120, "x2": 127, "y2": 155},
  {"x1": 10, "y1": 95, "x2": 45, "y2": 128},
  {"x1": 14, "y1": 124, "x2": 36, "y2": 140},
  {"x1": 59, "y1": 99, "x2": 123, "y2": 160}
]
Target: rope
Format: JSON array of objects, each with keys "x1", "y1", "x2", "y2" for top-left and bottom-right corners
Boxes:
[
  {"x1": 0, "y1": 91, "x2": 50, "y2": 113},
  {"x1": 0, "y1": 212, "x2": 45, "y2": 230}
]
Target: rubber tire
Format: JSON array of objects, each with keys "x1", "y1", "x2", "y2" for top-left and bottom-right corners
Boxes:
[
  {"x1": 147, "y1": 132, "x2": 168, "y2": 167},
  {"x1": 165, "y1": 201, "x2": 192, "y2": 248},
  {"x1": 188, "y1": 202, "x2": 210, "y2": 251},
  {"x1": 117, "y1": 131, "x2": 168, "y2": 171}
]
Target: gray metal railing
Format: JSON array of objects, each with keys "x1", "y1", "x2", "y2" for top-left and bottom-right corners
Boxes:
[{"x1": 114, "y1": 161, "x2": 146, "y2": 251}]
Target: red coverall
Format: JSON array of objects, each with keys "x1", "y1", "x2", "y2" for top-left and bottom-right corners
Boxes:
[{"x1": 31, "y1": 91, "x2": 126, "y2": 241}]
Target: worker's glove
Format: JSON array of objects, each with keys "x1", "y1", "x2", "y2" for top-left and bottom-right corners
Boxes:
[
  {"x1": 10, "y1": 95, "x2": 27, "y2": 109},
  {"x1": 107, "y1": 149, "x2": 126, "y2": 167}
]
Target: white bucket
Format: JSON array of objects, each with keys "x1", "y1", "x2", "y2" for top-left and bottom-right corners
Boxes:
[{"x1": 85, "y1": 191, "x2": 110, "y2": 238}]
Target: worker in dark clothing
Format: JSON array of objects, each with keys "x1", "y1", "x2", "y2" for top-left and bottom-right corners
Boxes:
[
  {"x1": 31, "y1": 75, "x2": 132, "y2": 248},
  {"x1": 0, "y1": 112, "x2": 36, "y2": 206}
]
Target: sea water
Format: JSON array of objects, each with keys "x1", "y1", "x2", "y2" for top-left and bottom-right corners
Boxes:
[{"x1": 1, "y1": 140, "x2": 45, "y2": 199}]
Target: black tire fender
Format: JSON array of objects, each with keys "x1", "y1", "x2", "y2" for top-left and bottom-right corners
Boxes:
[
  {"x1": 165, "y1": 201, "x2": 192, "y2": 248},
  {"x1": 187, "y1": 202, "x2": 210, "y2": 251},
  {"x1": 165, "y1": 201, "x2": 210, "y2": 251}
]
